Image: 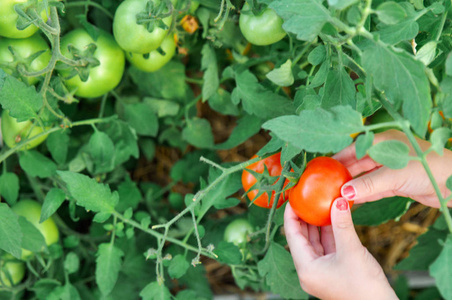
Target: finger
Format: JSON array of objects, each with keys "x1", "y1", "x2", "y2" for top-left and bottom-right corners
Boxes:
[
  {"x1": 284, "y1": 204, "x2": 318, "y2": 264},
  {"x1": 320, "y1": 225, "x2": 336, "y2": 254},
  {"x1": 308, "y1": 225, "x2": 324, "y2": 256},
  {"x1": 330, "y1": 198, "x2": 363, "y2": 256},
  {"x1": 341, "y1": 167, "x2": 403, "y2": 201}
]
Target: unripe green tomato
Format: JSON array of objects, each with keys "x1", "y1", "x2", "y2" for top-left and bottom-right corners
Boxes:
[
  {"x1": 126, "y1": 34, "x2": 176, "y2": 72},
  {"x1": 239, "y1": 3, "x2": 286, "y2": 46},
  {"x1": 0, "y1": 255, "x2": 25, "y2": 287},
  {"x1": 224, "y1": 218, "x2": 254, "y2": 246},
  {"x1": 0, "y1": 34, "x2": 51, "y2": 85},
  {"x1": 1, "y1": 110, "x2": 49, "y2": 150},
  {"x1": 11, "y1": 199, "x2": 59, "y2": 259},
  {"x1": 0, "y1": 0, "x2": 49, "y2": 39}
]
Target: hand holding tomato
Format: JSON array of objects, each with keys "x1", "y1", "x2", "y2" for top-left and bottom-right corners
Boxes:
[
  {"x1": 284, "y1": 200, "x2": 397, "y2": 300},
  {"x1": 334, "y1": 129, "x2": 452, "y2": 208}
]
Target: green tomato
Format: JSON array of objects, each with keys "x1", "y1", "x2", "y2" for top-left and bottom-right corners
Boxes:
[
  {"x1": 0, "y1": 0, "x2": 49, "y2": 39},
  {"x1": 126, "y1": 34, "x2": 176, "y2": 72},
  {"x1": 59, "y1": 28, "x2": 125, "y2": 98},
  {"x1": 1, "y1": 110, "x2": 49, "y2": 150},
  {"x1": 0, "y1": 34, "x2": 51, "y2": 85},
  {"x1": 224, "y1": 218, "x2": 254, "y2": 246},
  {"x1": 239, "y1": 3, "x2": 286, "y2": 46},
  {"x1": 0, "y1": 255, "x2": 25, "y2": 287},
  {"x1": 11, "y1": 199, "x2": 59, "y2": 259},
  {"x1": 113, "y1": 0, "x2": 173, "y2": 54}
]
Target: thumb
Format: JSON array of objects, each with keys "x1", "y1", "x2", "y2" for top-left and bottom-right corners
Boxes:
[
  {"x1": 341, "y1": 167, "x2": 397, "y2": 202},
  {"x1": 331, "y1": 198, "x2": 362, "y2": 255}
]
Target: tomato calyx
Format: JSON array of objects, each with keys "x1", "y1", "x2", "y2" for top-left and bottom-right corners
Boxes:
[
  {"x1": 58, "y1": 43, "x2": 100, "y2": 82},
  {"x1": 13, "y1": 0, "x2": 48, "y2": 31},
  {"x1": 135, "y1": 0, "x2": 173, "y2": 32},
  {"x1": 0, "y1": 46, "x2": 48, "y2": 82}
]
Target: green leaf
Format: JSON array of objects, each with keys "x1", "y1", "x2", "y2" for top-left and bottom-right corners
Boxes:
[
  {"x1": 415, "y1": 41, "x2": 437, "y2": 66},
  {"x1": 168, "y1": 254, "x2": 190, "y2": 279},
  {"x1": 214, "y1": 241, "x2": 242, "y2": 265},
  {"x1": 207, "y1": 88, "x2": 239, "y2": 116},
  {"x1": 214, "y1": 115, "x2": 262, "y2": 150},
  {"x1": 429, "y1": 235, "x2": 452, "y2": 299},
  {"x1": 327, "y1": 0, "x2": 357, "y2": 10},
  {"x1": 170, "y1": 150, "x2": 219, "y2": 183},
  {"x1": 270, "y1": 0, "x2": 331, "y2": 41},
  {"x1": 396, "y1": 229, "x2": 447, "y2": 271},
  {"x1": 355, "y1": 131, "x2": 374, "y2": 159},
  {"x1": 123, "y1": 102, "x2": 159, "y2": 137},
  {"x1": 116, "y1": 177, "x2": 142, "y2": 212},
  {"x1": 232, "y1": 70, "x2": 295, "y2": 120},
  {"x1": 64, "y1": 252, "x2": 80, "y2": 274},
  {"x1": 202, "y1": 167, "x2": 242, "y2": 213},
  {"x1": 58, "y1": 171, "x2": 119, "y2": 213},
  {"x1": 352, "y1": 196, "x2": 411, "y2": 226},
  {"x1": 378, "y1": 19, "x2": 419, "y2": 45},
  {"x1": 258, "y1": 242, "x2": 308, "y2": 299},
  {"x1": 368, "y1": 140, "x2": 411, "y2": 169},
  {"x1": 262, "y1": 106, "x2": 362, "y2": 153},
  {"x1": 40, "y1": 188, "x2": 66, "y2": 223},
  {"x1": 140, "y1": 281, "x2": 172, "y2": 300},
  {"x1": 446, "y1": 53, "x2": 452, "y2": 76},
  {"x1": 89, "y1": 130, "x2": 116, "y2": 174},
  {"x1": 100, "y1": 120, "x2": 139, "y2": 167},
  {"x1": 321, "y1": 68, "x2": 356, "y2": 109},
  {"x1": 201, "y1": 43, "x2": 219, "y2": 101},
  {"x1": 182, "y1": 118, "x2": 214, "y2": 149},
  {"x1": 0, "y1": 71, "x2": 43, "y2": 121},
  {"x1": 446, "y1": 175, "x2": 452, "y2": 192},
  {"x1": 307, "y1": 45, "x2": 326, "y2": 66},
  {"x1": 430, "y1": 128, "x2": 452, "y2": 155},
  {"x1": 31, "y1": 279, "x2": 62, "y2": 300},
  {"x1": 266, "y1": 59, "x2": 294, "y2": 87},
  {"x1": 18, "y1": 216, "x2": 46, "y2": 253},
  {"x1": 143, "y1": 98, "x2": 180, "y2": 117},
  {"x1": 376, "y1": 2, "x2": 406, "y2": 24},
  {"x1": 362, "y1": 44, "x2": 431, "y2": 136},
  {"x1": 96, "y1": 243, "x2": 124, "y2": 296},
  {"x1": 19, "y1": 150, "x2": 57, "y2": 178},
  {"x1": 0, "y1": 172, "x2": 19, "y2": 205},
  {"x1": 46, "y1": 131, "x2": 69, "y2": 165},
  {"x1": 0, "y1": 203, "x2": 22, "y2": 258}
]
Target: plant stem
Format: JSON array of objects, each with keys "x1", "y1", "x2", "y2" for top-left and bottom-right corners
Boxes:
[{"x1": 64, "y1": 1, "x2": 114, "y2": 19}]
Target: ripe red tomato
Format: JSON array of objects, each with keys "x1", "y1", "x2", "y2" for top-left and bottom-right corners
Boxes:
[
  {"x1": 289, "y1": 156, "x2": 353, "y2": 226},
  {"x1": 241, "y1": 152, "x2": 291, "y2": 209}
]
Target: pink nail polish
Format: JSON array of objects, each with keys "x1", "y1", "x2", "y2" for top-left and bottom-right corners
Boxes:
[
  {"x1": 336, "y1": 198, "x2": 349, "y2": 211},
  {"x1": 342, "y1": 185, "x2": 356, "y2": 200}
]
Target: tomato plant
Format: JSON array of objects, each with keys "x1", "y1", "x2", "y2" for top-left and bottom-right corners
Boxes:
[
  {"x1": 1, "y1": 110, "x2": 49, "y2": 150},
  {"x1": 242, "y1": 153, "x2": 291, "y2": 209},
  {"x1": 0, "y1": 33, "x2": 51, "y2": 85},
  {"x1": 289, "y1": 157, "x2": 353, "y2": 227},
  {"x1": 113, "y1": 0, "x2": 173, "y2": 54},
  {"x1": 126, "y1": 34, "x2": 176, "y2": 72},
  {"x1": 59, "y1": 28, "x2": 125, "y2": 98},
  {"x1": 0, "y1": 255, "x2": 25, "y2": 287},
  {"x1": 0, "y1": 0, "x2": 48, "y2": 39},
  {"x1": 224, "y1": 218, "x2": 254, "y2": 246},
  {"x1": 11, "y1": 199, "x2": 59, "y2": 259},
  {"x1": 239, "y1": 2, "x2": 286, "y2": 46}
]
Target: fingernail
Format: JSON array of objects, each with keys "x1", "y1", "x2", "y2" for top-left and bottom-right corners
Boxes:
[
  {"x1": 342, "y1": 184, "x2": 356, "y2": 200},
  {"x1": 336, "y1": 198, "x2": 349, "y2": 211}
]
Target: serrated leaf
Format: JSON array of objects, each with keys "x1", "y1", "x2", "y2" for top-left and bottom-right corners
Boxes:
[
  {"x1": 378, "y1": 18, "x2": 419, "y2": 45},
  {"x1": 46, "y1": 131, "x2": 69, "y2": 165},
  {"x1": 202, "y1": 167, "x2": 242, "y2": 213},
  {"x1": 262, "y1": 106, "x2": 363, "y2": 153},
  {"x1": 58, "y1": 171, "x2": 118, "y2": 213},
  {"x1": 140, "y1": 281, "x2": 172, "y2": 300},
  {"x1": 430, "y1": 128, "x2": 452, "y2": 155},
  {"x1": 214, "y1": 114, "x2": 262, "y2": 150},
  {"x1": 270, "y1": 0, "x2": 331, "y2": 41},
  {"x1": 89, "y1": 130, "x2": 116, "y2": 174},
  {"x1": 96, "y1": 243, "x2": 124, "y2": 296},
  {"x1": 429, "y1": 235, "x2": 452, "y2": 299},
  {"x1": 376, "y1": 1, "x2": 406, "y2": 24},
  {"x1": 0, "y1": 203, "x2": 22, "y2": 258},
  {"x1": 123, "y1": 102, "x2": 159, "y2": 137},
  {"x1": 327, "y1": 0, "x2": 357, "y2": 10},
  {"x1": 362, "y1": 44, "x2": 431, "y2": 136},
  {"x1": 143, "y1": 98, "x2": 180, "y2": 117},
  {"x1": 19, "y1": 150, "x2": 57, "y2": 178},
  {"x1": 116, "y1": 177, "x2": 142, "y2": 212},
  {"x1": 40, "y1": 188, "x2": 66, "y2": 223},
  {"x1": 352, "y1": 196, "x2": 411, "y2": 225},
  {"x1": 307, "y1": 45, "x2": 326, "y2": 66},
  {"x1": 182, "y1": 118, "x2": 214, "y2": 149},
  {"x1": 64, "y1": 252, "x2": 80, "y2": 274},
  {"x1": 18, "y1": 216, "x2": 46, "y2": 253},
  {"x1": 258, "y1": 242, "x2": 308, "y2": 299},
  {"x1": 0, "y1": 172, "x2": 19, "y2": 205},
  {"x1": 201, "y1": 44, "x2": 219, "y2": 101},
  {"x1": 168, "y1": 255, "x2": 190, "y2": 279},
  {"x1": 214, "y1": 241, "x2": 242, "y2": 265},
  {"x1": 0, "y1": 71, "x2": 43, "y2": 121},
  {"x1": 266, "y1": 59, "x2": 294, "y2": 87},
  {"x1": 100, "y1": 120, "x2": 139, "y2": 167},
  {"x1": 368, "y1": 140, "x2": 411, "y2": 169},
  {"x1": 446, "y1": 53, "x2": 452, "y2": 76},
  {"x1": 355, "y1": 131, "x2": 374, "y2": 159},
  {"x1": 416, "y1": 41, "x2": 437, "y2": 66},
  {"x1": 321, "y1": 68, "x2": 356, "y2": 109}
]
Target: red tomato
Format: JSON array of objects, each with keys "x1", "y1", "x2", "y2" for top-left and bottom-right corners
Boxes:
[
  {"x1": 241, "y1": 153, "x2": 291, "y2": 209},
  {"x1": 289, "y1": 156, "x2": 353, "y2": 226}
]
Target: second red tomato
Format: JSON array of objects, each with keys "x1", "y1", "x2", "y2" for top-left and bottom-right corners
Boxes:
[{"x1": 289, "y1": 156, "x2": 353, "y2": 227}]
